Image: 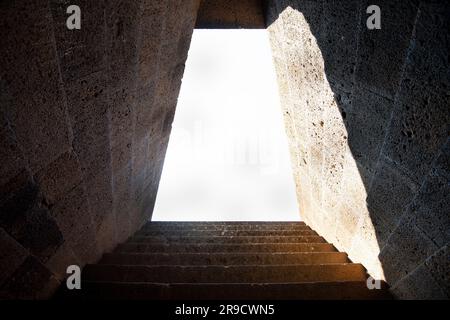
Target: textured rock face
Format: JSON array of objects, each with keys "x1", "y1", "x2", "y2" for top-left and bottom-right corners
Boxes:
[
  {"x1": 266, "y1": 0, "x2": 449, "y2": 299},
  {"x1": 0, "y1": 0, "x2": 200, "y2": 298},
  {"x1": 0, "y1": 0, "x2": 448, "y2": 300},
  {"x1": 59, "y1": 221, "x2": 391, "y2": 300},
  {"x1": 196, "y1": 0, "x2": 265, "y2": 28}
]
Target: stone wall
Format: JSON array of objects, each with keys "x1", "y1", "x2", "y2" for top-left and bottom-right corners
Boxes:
[
  {"x1": 266, "y1": 0, "x2": 449, "y2": 298},
  {"x1": 196, "y1": 0, "x2": 265, "y2": 29},
  {"x1": 0, "y1": 0, "x2": 200, "y2": 298}
]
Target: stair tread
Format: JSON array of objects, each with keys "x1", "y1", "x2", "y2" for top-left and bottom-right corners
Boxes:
[
  {"x1": 100, "y1": 252, "x2": 349, "y2": 266},
  {"x1": 129, "y1": 235, "x2": 326, "y2": 244},
  {"x1": 63, "y1": 281, "x2": 391, "y2": 300},
  {"x1": 116, "y1": 242, "x2": 337, "y2": 254},
  {"x1": 69, "y1": 221, "x2": 391, "y2": 300},
  {"x1": 83, "y1": 263, "x2": 368, "y2": 283},
  {"x1": 137, "y1": 230, "x2": 316, "y2": 236}
]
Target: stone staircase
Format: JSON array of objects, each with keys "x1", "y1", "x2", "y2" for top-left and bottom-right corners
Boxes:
[{"x1": 63, "y1": 221, "x2": 391, "y2": 299}]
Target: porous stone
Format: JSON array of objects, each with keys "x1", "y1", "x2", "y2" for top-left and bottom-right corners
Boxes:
[
  {"x1": 379, "y1": 219, "x2": 439, "y2": 285},
  {"x1": 0, "y1": 228, "x2": 28, "y2": 287}
]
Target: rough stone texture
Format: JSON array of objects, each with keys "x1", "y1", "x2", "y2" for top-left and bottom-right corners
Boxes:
[
  {"x1": 196, "y1": 0, "x2": 265, "y2": 29},
  {"x1": 0, "y1": 0, "x2": 200, "y2": 299},
  {"x1": 0, "y1": 0, "x2": 448, "y2": 300},
  {"x1": 266, "y1": 0, "x2": 449, "y2": 299},
  {"x1": 58, "y1": 222, "x2": 392, "y2": 300}
]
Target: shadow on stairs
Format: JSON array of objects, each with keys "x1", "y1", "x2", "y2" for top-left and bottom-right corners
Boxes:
[{"x1": 56, "y1": 221, "x2": 392, "y2": 300}]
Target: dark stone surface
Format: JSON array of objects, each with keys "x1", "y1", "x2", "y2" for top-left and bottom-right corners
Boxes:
[
  {"x1": 196, "y1": 0, "x2": 265, "y2": 29},
  {"x1": 0, "y1": 256, "x2": 60, "y2": 299},
  {"x1": 354, "y1": 0, "x2": 420, "y2": 99}
]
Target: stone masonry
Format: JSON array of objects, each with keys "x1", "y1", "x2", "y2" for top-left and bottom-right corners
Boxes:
[
  {"x1": 0, "y1": 0, "x2": 448, "y2": 300},
  {"x1": 266, "y1": 0, "x2": 449, "y2": 298},
  {"x1": 0, "y1": 0, "x2": 200, "y2": 298}
]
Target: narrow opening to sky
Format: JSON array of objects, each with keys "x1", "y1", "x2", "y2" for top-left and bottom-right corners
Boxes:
[{"x1": 152, "y1": 29, "x2": 300, "y2": 221}]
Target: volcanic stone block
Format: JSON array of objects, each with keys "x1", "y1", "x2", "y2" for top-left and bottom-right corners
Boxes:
[
  {"x1": 424, "y1": 245, "x2": 450, "y2": 296},
  {"x1": 334, "y1": 203, "x2": 360, "y2": 249},
  {"x1": 381, "y1": 93, "x2": 449, "y2": 184},
  {"x1": 49, "y1": 0, "x2": 107, "y2": 82},
  {"x1": 0, "y1": 172, "x2": 62, "y2": 262},
  {"x1": 45, "y1": 242, "x2": 80, "y2": 281},
  {"x1": 396, "y1": 2, "x2": 450, "y2": 108},
  {"x1": 34, "y1": 151, "x2": 83, "y2": 206},
  {"x1": 433, "y1": 139, "x2": 450, "y2": 181},
  {"x1": 367, "y1": 159, "x2": 419, "y2": 231},
  {"x1": 134, "y1": 84, "x2": 158, "y2": 141},
  {"x1": 379, "y1": 218, "x2": 439, "y2": 285},
  {"x1": 321, "y1": 0, "x2": 360, "y2": 92},
  {"x1": 0, "y1": 256, "x2": 60, "y2": 299},
  {"x1": 0, "y1": 127, "x2": 27, "y2": 187},
  {"x1": 105, "y1": 0, "x2": 141, "y2": 89},
  {"x1": 346, "y1": 86, "x2": 394, "y2": 175},
  {"x1": 0, "y1": 228, "x2": 28, "y2": 287},
  {"x1": 72, "y1": 113, "x2": 111, "y2": 180},
  {"x1": 354, "y1": 0, "x2": 420, "y2": 99},
  {"x1": 85, "y1": 168, "x2": 114, "y2": 232},
  {"x1": 50, "y1": 184, "x2": 93, "y2": 244},
  {"x1": 113, "y1": 165, "x2": 133, "y2": 243},
  {"x1": 391, "y1": 262, "x2": 448, "y2": 299},
  {"x1": 63, "y1": 71, "x2": 109, "y2": 124},
  {"x1": 0, "y1": 2, "x2": 72, "y2": 174},
  {"x1": 13, "y1": 205, "x2": 63, "y2": 262},
  {"x1": 196, "y1": 0, "x2": 264, "y2": 28},
  {"x1": 406, "y1": 171, "x2": 450, "y2": 247}
]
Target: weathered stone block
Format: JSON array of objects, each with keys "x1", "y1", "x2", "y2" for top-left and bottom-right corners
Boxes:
[
  {"x1": 433, "y1": 139, "x2": 450, "y2": 181},
  {"x1": 391, "y1": 262, "x2": 448, "y2": 299},
  {"x1": 424, "y1": 245, "x2": 449, "y2": 296},
  {"x1": 382, "y1": 93, "x2": 449, "y2": 184},
  {"x1": 63, "y1": 71, "x2": 109, "y2": 124},
  {"x1": 85, "y1": 169, "x2": 114, "y2": 232},
  {"x1": 45, "y1": 242, "x2": 80, "y2": 281},
  {"x1": 196, "y1": 0, "x2": 263, "y2": 29},
  {"x1": 0, "y1": 228, "x2": 28, "y2": 287},
  {"x1": 0, "y1": 127, "x2": 27, "y2": 187},
  {"x1": 50, "y1": 184, "x2": 93, "y2": 244},
  {"x1": 346, "y1": 86, "x2": 394, "y2": 175},
  {"x1": 50, "y1": 0, "x2": 107, "y2": 82},
  {"x1": 321, "y1": 0, "x2": 360, "y2": 92},
  {"x1": 379, "y1": 218, "x2": 439, "y2": 285},
  {"x1": 367, "y1": 158, "x2": 419, "y2": 231},
  {"x1": 396, "y1": 2, "x2": 450, "y2": 109},
  {"x1": 72, "y1": 113, "x2": 111, "y2": 180},
  {"x1": 406, "y1": 171, "x2": 450, "y2": 247},
  {"x1": 0, "y1": 256, "x2": 60, "y2": 299},
  {"x1": 34, "y1": 151, "x2": 83, "y2": 206},
  {"x1": 354, "y1": 0, "x2": 419, "y2": 99}
]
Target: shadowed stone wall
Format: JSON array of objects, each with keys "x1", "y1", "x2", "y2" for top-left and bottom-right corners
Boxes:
[
  {"x1": 196, "y1": 0, "x2": 265, "y2": 29},
  {"x1": 265, "y1": 0, "x2": 449, "y2": 299},
  {"x1": 0, "y1": 0, "x2": 200, "y2": 298},
  {"x1": 0, "y1": 0, "x2": 448, "y2": 300}
]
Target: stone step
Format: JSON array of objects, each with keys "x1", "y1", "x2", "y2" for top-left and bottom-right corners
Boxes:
[
  {"x1": 100, "y1": 252, "x2": 350, "y2": 266},
  {"x1": 143, "y1": 223, "x2": 308, "y2": 232},
  {"x1": 65, "y1": 281, "x2": 391, "y2": 300},
  {"x1": 147, "y1": 221, "x2": 306, "y2": 226},
  {"x1": 136, "y1": 229, "x2": 317, "y2": 237},
  {"x1": 115, "y1": 242, "x2": 337, "y2": 254},
  {"x1": 83, "y1": 263, "x2": 368, "y2": 283},
  {"x1": 128, "y1": 235, "x2": 326, "y2": 244}
]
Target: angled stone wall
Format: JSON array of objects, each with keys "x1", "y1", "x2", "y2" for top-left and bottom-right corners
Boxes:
[
  {"x1": 0, "y1": 0, "x2": 200, "y2": 298},
  {"x1": 266, "y1": 0, "x2": 449, "y2": 299}
]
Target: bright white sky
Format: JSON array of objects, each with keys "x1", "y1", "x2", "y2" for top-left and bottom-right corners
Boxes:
[{"x1": 152, "y1": 29, "x2": 300, "y2": 221}]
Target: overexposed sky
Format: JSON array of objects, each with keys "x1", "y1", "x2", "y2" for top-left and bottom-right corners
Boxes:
[{"x1": 152, "y1": 30, "x2": 300, "y2": 221}]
